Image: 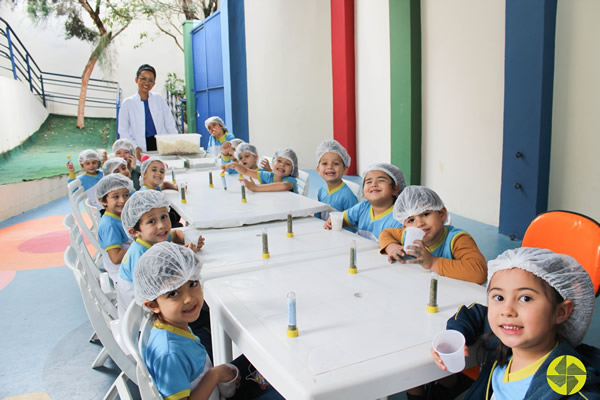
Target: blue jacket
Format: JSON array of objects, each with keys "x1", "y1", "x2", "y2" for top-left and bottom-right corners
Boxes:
[{"x1": 447, "y1": 303, "x2": 600, "y2": 399}]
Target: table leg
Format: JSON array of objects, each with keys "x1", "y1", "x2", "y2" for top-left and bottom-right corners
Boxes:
[{"x1": 210, "y1": 309, "x2": 233, "y2": 364}]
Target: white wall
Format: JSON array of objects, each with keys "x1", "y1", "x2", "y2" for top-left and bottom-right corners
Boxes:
[
  {"x1": 550, "y1": 1, "x2": 600, "y2": 221},
  {"x1": 421, "y1": 0, "x2": 505, "y2": 226},
  {"x1": 355, "y1": 0, "x2": 391, "y2": 171},
  {"x1": 0, "y1": 76, "x2": 49, "y2": 153},
  {"x1": 0, "y1": 2, "x2": 185, "y2": 118},
  {"x1": 244, "y1": 0, "x2": 333, "y2": 170}
]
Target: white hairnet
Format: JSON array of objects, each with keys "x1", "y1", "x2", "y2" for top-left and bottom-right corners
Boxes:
[
  {"x1": 96, "y1": 173, "x2": 133, "y2": 199},
  {"x1": 134, "y1": 241, "x2": 202, "y2": 304},
  {"x1": 112, "y1": 138, "x2": 135, "y2": 155},
  {"x1": 235, "y1": 143, "x2": 258, "y2": 160},
  {"x1": 230, "y1": 139, "x2": 244, "y2": 149},
  {"x1": 204, "y1": 116, "x2": 228, "y2": 132},
  {"x1": 362, "y1": 163, "x2": 406, "y2": 191},
  {"x1": 273, "y1": 148, "x2": 299, "y2": 178},
  {"x1": 393, "y1": 186, "x2": 445, "y2": 223},
  {"x1": 140, "y1": 156, "x2": 165, "y2": 186},
  {"x1": 78, "y1": 149, "x2": 100, "y2": 164},
  {"x1": 103, "y1": 157, "x2": 127, "y2": 175},
  {"x1": 121, "y1": 190, "x2": 170, "y2": 240},
  {"x1": 488, "y1": 247, "x2": 595, "y2": 347},
  {"x1": 316, "y1": 140, "x2": 351, "y2": 168}
]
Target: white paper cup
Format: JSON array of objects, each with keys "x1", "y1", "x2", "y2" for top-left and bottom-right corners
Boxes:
[
  {"x1": 330, "y1": 212, "x2": 344, "y2": 231},
  {"x1": 432, "y1": 330, "x2": 466, "y2": 373},
  {"x1": 217, "y1": 363, "x2": 239, "y2": 398},
  {"x1": 404, "y1": 226, "x2": 425, "y2": 248}
]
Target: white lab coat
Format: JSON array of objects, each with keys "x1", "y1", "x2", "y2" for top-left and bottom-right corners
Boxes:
[{"x1": 118, "y1": 92, "x2": 178, "y2": 151}]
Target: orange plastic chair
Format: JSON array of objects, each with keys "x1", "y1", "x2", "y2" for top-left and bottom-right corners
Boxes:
[{"x1": 522, "y1": 210, "x2": 600, "y2": 297}]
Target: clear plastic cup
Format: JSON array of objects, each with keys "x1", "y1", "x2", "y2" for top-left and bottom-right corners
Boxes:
[
  {"x1": 432, "y1": 330, "x2": 466, "y2": 373},
  {"x1": 330, "y1": 212, "x2": 344, "y2": 231},
  {"x1": 404, "y1": 226, "x2": 425, "y2": 248}
]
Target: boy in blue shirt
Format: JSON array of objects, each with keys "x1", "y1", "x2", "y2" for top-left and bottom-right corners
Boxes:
[
  {"x1": 67, "y1": 149, "x2": 103, "y2": 209},
  {"x1": 315, "y1": 140, "x2": 358, "y2": 220},
  {"x1": 324, "y1": 163, "x2": 405, "y2": 241},
  {"x1": 205, "y1": 116, "x2": 235, "y2": 157}
]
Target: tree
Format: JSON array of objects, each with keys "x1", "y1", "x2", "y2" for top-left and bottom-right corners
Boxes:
[{"x1": 24, "y1": 0, "x2": 137, "y2": 129}]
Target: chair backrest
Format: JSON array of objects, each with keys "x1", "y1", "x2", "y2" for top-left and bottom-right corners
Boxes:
[
  {"x1": 64, "y1": 244, "x2": 137, "y2": 384},
  {"x1": 522, "y1": 210, "x2": 600, "y2": 297},
  {"x1": 64, "y1": 214, "x2": 118, "y2": 320},
  {"x1": 122, "y1": 301, "x2": 163, "y2": 400},
  {"x1": 297, "y1": 170, "x2": 310, "y2": 197},
  {"x1": 68, "y1": 179, "x2": 103, "y2": 254},
  {"x1": 85, "y1": 197, "x2": 102, "y2": 232},
  {"x1": 342, "y1": 179, "x2": 363, "y2": 202}
]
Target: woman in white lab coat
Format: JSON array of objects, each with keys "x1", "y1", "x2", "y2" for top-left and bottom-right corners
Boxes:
[{"x1": 118, "y1": 64, "x2": 178, "y2": 153}]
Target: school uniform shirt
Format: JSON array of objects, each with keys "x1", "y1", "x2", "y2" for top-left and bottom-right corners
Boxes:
[
  {"x1": 145, "y1": 322, "x2": 219, "y2": 400},
  {"x1": 207, "y1": 132, "x2": 235, "y2": 157},
  {"x1": 378, "y1": 225, "x2": 487, "y2": 284},
  {"x1": 257, "y1": 171, "x2": 298, "y2": 193},
  {"x1": 315, "y1": 182, "x2": 358, "y2": 220},
  {"x1": 343, "y1": 200, "x2": 401, "y2": 241},
  {"x1": 490, "y1": 349, "x2": 553, "y2": 400},
  {"x1": 97, "y1": 211, "x2": 131, "y2": 284},
  {"x1": 219, "y1": 154, "x2": 239, "y2": 174},
  {"x1": 118, "y1": 92, "x2": 178, "y2": 152},
  {"x1": 68, "y1": 170, "x2": 104, "y2": 209}
]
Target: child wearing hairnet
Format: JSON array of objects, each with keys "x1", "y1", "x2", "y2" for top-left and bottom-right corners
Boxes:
[
  {"x1": 112, "y1": 138, "x2": 141, "y2": 189},
  {"x1": 117, "y1": 190, "x2": 205, "y2": 317},
  {"x1": 223, "y1": 148, "x2": 299, "y2": 193},
  {"x1": 221, "y1": 138, "x2": 245, "y2": 175},
  {"x1": 314, "y1": 140, "x2": 358, "y2": 220},
  {"x1": 324, "y1": 163, "x2": 404, "y2": 240},
  {"x1": 139, "y1": 156, "x2": 183, "y2": 227},
  {"x1": 205, "y1": 116, "x2": 236, "y2": 157},
  {"x1": 380, "y1": 186, "x2": 487, "y2": 284},
  {"x1": 96, "y1": 174, "x2": 133, "y2": 284},
  {"x1": 67, "y1": 149, "x2": 104, "y2": 209},
  {"x1": 234, "y1": 143, "x2": 264, "y2": 171},
  {"x1": 429, "y1": 248, "x2": 600, "y2": 400},
  {"x1": 136, "y1": 242, "x2": 284, "y2": 400}
]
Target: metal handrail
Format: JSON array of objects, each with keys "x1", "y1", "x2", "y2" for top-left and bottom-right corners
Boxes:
[{"x1": 0, "y1": 16, "x2": 121, "y2": 113}]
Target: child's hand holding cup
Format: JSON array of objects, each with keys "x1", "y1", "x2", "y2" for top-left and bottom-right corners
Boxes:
[
  {"x1": 431, "y1": 329, "x2": 467, "y2": 373},
  {"x1": 330, "y1": 212, "x2": 344, "y2": 231},
  {"x1": 402, "y1": 227, "x2": 426, "y2": 260}
]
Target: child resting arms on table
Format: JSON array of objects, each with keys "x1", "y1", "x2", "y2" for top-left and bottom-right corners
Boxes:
[
  {"x1": 234, "y1": 143, "x2": 264, "y2": 171},
  {"x1": 324, "y1": 163, "x2": 405, "y2": 241},
  {"x1": 117, "y1": 190, "x2": 205, "y2": 317},
  {"x1": 379, "y1": 185, "x2": 487, "y2": 284},
  {"x1": 135, "y1": 242, "x2": 285, "y2": 400},
  {"x1": 315, "y1": 139, "x2": 358, "y2": 220},
  {"x1": 95, "y1": 174, "x2": 133, "y2": 285},
  {"x1": 67, "y1": 149, "x2": 104, "y2": 209},
  {"x1": 431, "y1": 247, "x2": 600, "y2": 400},
  {"x1": 222, "y1": 148, "x2": 299, "y2": 194}
]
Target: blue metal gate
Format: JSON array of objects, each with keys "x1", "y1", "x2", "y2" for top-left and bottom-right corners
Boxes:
[{"x1": 191, "y1": 12, "x2": 225, "y2": 149}]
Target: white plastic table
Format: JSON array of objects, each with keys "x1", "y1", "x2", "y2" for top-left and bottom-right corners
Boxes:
[
  {"x1": 163, "y1": 170, "x2": 330, "y2": 228},
  {"x1": 204, "y1": 249, "x2": 487, "y2": 400},
  {"x1": 191, "y1": 217, "x2": 379, "y2": 280}
]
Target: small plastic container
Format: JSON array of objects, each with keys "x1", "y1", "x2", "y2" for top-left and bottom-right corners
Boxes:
[
  {"x1": 330, "y1": 212, "x2": 344, "y2": 231},
  {"x1": 156, "y1": 133, "x2": 202, "y2": 155}
]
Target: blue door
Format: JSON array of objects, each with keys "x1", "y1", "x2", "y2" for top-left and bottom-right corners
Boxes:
[{"x1": 192, "y1": 12, "x2": 225, "y2": 150}]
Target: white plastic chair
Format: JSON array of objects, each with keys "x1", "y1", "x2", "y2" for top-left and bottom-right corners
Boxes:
[
  {"x1": 68, "y1": 179, "x2": 103, "y2": 257},
  {"x1": 122, "y1": 301, "x2": 163, "y2": 400},
  {"x1": 297, "y1": 170, "x2": 310, "y2": 197},
  {"x1": 342, "y1": 178, "x2": 363, "y2": 202},
  {"x1": 64, "y1": 245, "x2": 137, "y2": 399},
  {"x1": 85, "y1": 197, "x2": 103, "y2": 230}
]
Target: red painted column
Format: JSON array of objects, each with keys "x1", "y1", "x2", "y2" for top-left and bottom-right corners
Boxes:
[{"x1": 330, "y1": 0, "x2": 356, "y2": 175}]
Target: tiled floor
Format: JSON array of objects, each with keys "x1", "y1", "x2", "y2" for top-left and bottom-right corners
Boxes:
[{"x1": 0, "y1": 171, "x2": 598, "y2": 400}]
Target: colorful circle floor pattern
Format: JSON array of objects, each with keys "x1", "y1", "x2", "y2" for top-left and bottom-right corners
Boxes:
[{"x1": 0, "y1": 214, "x2": 94, "y2": 289}]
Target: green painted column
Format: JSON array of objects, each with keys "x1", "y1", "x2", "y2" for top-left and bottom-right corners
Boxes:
[
  {"x1": 183, "y1": 20, "x2": 199, "y2": 134},
  {"x1": 389, "y1": 0, "x2": 421, "y2": 185}
]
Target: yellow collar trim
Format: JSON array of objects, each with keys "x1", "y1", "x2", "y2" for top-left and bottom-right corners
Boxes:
[
  {"x1": 370, "y1": 205, "x2": 394, "y2": 221},
  {"x1": 105, "y1": 211, "x2": 121, "y2": 220},
  {"x1": 504, "y1": 344, "x2": 556, "y2": 382},
  {"x1": 135, "y1": 238, "x2": 153, "y2": 249},
  {"x1": 153, "y1": 321, "x2": 197, "y2": 341},
  {"x1": 217, "y1": 135, "x2": 227, "y2": 143},
  {"x1": 84, "y1": 172, "x2": 98, "y2": 177},
  {"x1": 424, "y1": 226, "x2": 448, "y2": 253},
  {"x1": 327, "y1": 181, "x2": 346, "y2": 195}
]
